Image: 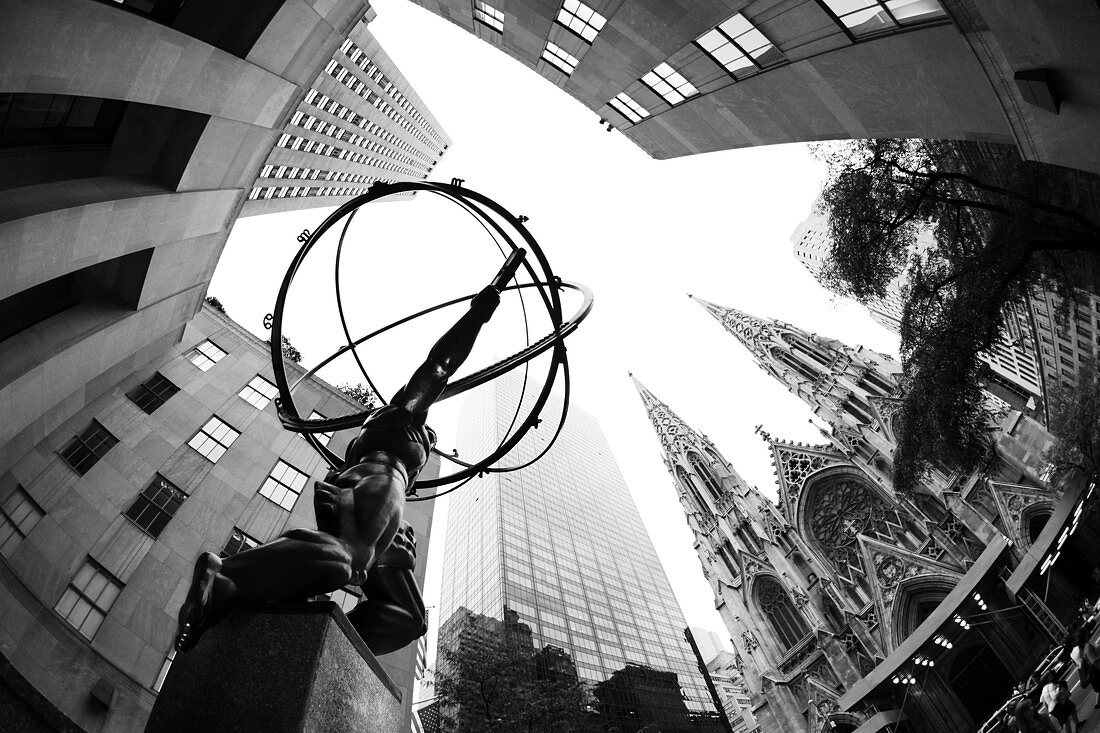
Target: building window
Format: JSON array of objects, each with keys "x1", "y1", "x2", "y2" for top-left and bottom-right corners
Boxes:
[
  {"x1": 755, "y1": 575, "x2": 809, "y2": 651},
  {"x1": 608, "y1": 93, "x2": 649, "y2": 124},
  {"x1": 696, "y1": 13, "x2": 783, "y2": 79},
  {"x1": 60, "y1": 421, "x2": 118, "y2": 476},
  {"x1": 185, "y1": 340, "x2": 227, "y2": 371},
  {"x1": 188, "y1": 416, "x2": 240, "y2": 463},
  {"x1": 556, "y1": 0, "x2": 606, "y2": 43},
  {"x1": 239, "y1": 375, "x2": 279, "y2": 410},
  {"x1": 259, "y1": 460, "x2": 309, "y2": 511},
  {"x1": 328, "y1": 586, "x2": 362, "y2": 613},
  {"x1": 124, "y1": 475, "x2": 187, "y2": 539},
  {"x1": 221, "y1": 527, "x2": 261, "y2": 557},
  {"x1": 818, "y1": 0, "x2": 947, "y2": 38},
  {"x1": 473, "y1": 0, "x2": 504, "y2": 32},
  {"x1": 642, "y1": 62, "x2": 698, "y2": 106},
  {"x1": 54, "y1": 559, "x2": 123, "y2": 640},
  {"x1": 307, "y1": 411, "x2": 334, "y2": 446},
  {"x1": 542, "y1": 42, "x2": 580, "y2": 75},
  {"x1": 126, "y1": 372, "x2": 180, "y2": 414},
  {"x1": 0, "y1": 486, "x2": 45, "y2": 556},
  {"x1": 152, "y1": 649, "x2": 176, "y2": 692}
]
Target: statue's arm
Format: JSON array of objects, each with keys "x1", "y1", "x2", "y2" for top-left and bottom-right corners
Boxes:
[{"x1": 391, "y1": 249, "x2": 526, "y2": 416}]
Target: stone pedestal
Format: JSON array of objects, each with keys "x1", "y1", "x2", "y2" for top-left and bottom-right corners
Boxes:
[{"x1": 145, "y1": 602, "x2": 401, "y2": 733}]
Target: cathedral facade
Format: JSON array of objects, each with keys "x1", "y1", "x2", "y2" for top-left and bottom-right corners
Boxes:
[{"x1": 634, "y1": 298, "x2": 1099, "y2": 733}]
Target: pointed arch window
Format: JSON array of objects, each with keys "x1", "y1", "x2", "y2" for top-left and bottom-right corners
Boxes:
[
  {"x1": 675, "y1": 466, "x2": 710, "y2": 516},
  {"x1": 755, "y1": 576, "x2": 809, "y2": 651},
  {"x1": 774, "y1": 348, "x2": 820, "y2": 385},
  {"x1": 843, "y1": 395, "x2": 874, "y2": 424},
  {"x1": 687, "y1": 452, "x2": 723, "y2": 498}
]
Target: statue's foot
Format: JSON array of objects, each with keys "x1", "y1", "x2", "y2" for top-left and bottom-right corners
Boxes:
[{"x1": 175, "y1": 552, "x2": 223, "y2": 652}]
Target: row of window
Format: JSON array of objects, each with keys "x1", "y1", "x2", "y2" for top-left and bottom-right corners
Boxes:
[
  {"x1": 289, "y1": 109, "x2": 428, "y2": 172},
  {"x1": 261, "y1": 163, "x2": 374, "y2": 186},
  {"x1": 475, "y1": 0, "x2": 945, "y2": 127},
  {"x1": 275, "y1": 131, "x2": 420, "y2": 178},
  {"x1": 249, "y1": 184, "x2": 380, "y2": 201}
]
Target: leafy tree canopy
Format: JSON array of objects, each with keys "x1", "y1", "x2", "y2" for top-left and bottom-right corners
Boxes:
[
  {"x1": 204, "y1": 295, "x2": 227, "y2": 315},
  {"x1": 337, "y1": 382, "x2": 378, "y2": 409},
  {"x1": 813, "y1": 139, "x2": 1100, "y2": 491},
  {"x1": 1044, "y1": 362, "x2": 1100, "y2": 487},
  {"x1": 433, "y1": 625, "x2": 588, "y2": 733}
]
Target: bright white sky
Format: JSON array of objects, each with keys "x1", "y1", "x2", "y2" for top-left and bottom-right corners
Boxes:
[{"x1": 209, "y1": 0, "x2": 899, "y2": 665}]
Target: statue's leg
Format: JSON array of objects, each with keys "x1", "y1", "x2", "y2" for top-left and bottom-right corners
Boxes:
[
  {"x1": 175, "y1": 529, "x2": 354, "y2": 651},
  {"x1": 350, "y1": 473, "x2": 406, "y2": 582}
]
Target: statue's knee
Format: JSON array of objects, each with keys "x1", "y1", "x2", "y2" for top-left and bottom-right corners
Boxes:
[{"x1": 284, "y1": 528, "x2": 329, "y2": 543}]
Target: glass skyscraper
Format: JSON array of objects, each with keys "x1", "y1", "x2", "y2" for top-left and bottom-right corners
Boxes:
[{"x1": 439, "y1": 372, "x2": 721, "y2": 729}]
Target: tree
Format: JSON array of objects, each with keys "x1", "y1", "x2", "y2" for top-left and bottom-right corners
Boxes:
[
  {"x1": 266, "y1": 335, "x2": 302, "y2": 364},
  {"x1": 337, "y1": 382, "x2": 378, "y2": 409},
  {"x1": 813, "y1": 138, "x2": 1100, "y2": 491},
  {"x1": 434, "y1": 619, "x2": 588, "y2": 733},
  {"x1": 1044, "y1": 362, "x2": 1100, "y2": 487},
  {"x1": 204, "y1": 295, "x2": 227, "y2": 314}
]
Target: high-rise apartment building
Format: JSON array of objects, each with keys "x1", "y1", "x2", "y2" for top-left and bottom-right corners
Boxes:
[
  {"x1": 243, "y1": 13, "x2": 450, "y2": 215},
  {"x1": 0, "y1": 304, "x2": 436, "y2": 731},
  {"x1": 706, "y1": 651, "x2": 757, "y2": 733},
  {"x1": 438, "y1": 373, "x2": 722, "y2": 730},
  {"x1": 408, "y1": 0, "x2": 1100, "y2": 174},
  {"x1": 0, "y1": 0, "x2": 447, "y2": 497}
]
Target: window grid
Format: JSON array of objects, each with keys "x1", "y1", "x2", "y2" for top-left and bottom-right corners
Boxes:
[
  {"x1": 608, "y1": 93, "x2": 649, "y2": 124},
  {"x1": 188, "y1": 416, "x2": 240, "y2": 463},
  {"x1": 54, "y1": 559, "x2": 123, "y2": 640},
  {"x1": 473, "y1": 0, "x2": 504, "y2": 32},
  {"x1": 126, "y1": 372, "x2": 180, "y2": 414},
  {"x1": 239, "y1": 375, "x2": 279, "y2": 410},
  {"x1": 818, "y1": 0, "x2": 947, "y2": 39},
  {"x1": 542, "y1": 42, "x2": 580, "y2": 75},
  {"x1": 124, "y1": 475, "x2": 187, "y2": 539},
  {"x1": 186, "y1": 340, "x2": 227, "y2": 371},
  {"x1": 221, "y1": 527, "x2": 261, "y2": 557},
  {"x1": 259, "y1": 460, "x2": 309, "y2": 511},
  {"x1": 0, "y1": 486, "x2": 45, "y2": 556},
  {"x1": 556, "y1": 0, "x2": 606, "y2": 43},
  {"x1": 329, "y1": 587, "x2": 363, "y2": 614},
  {"x1": 695, "y1": 13, "x2": 783, "y2": 80},
  {"x1": 642, "y1": 62, "x2": 698, "y2": 106},
  {"x1": 307, "y1": 411, "x2": 334, "y2": 446},
  {"x1": 60, "y1": 421, "x2": 118, "y2": 476}
]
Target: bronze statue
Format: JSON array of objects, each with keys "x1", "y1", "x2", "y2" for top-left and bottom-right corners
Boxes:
[{"x1": 175, "y1": 251, "x2": 526, "y2": 655}]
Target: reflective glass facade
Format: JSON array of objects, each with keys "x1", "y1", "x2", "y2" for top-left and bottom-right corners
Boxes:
[{"x1": 441, "y1": 373, "x2": 720, "y2": 727}]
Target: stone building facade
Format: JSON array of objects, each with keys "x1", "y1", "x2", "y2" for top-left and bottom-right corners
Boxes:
[
  {"x1": 407, "y1": 0, "x2": 1100, "y2": 174},
  {"x1": 0, "y1": 304, "x2": 436, "y2": 732},
  {"x1": 0, "y1": 0, "x2": 445, "y2": 504},
  {"x1": 633, "y1": 298, "x2": 1100, "y2": 732}
]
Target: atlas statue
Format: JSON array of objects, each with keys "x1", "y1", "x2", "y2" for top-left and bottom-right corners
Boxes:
[{"x1": 175, "y1": 250, "x2": 527, "y2": 656}]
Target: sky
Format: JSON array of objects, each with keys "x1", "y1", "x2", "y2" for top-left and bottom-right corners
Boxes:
[{"x1": 209, "y1": 0, "x2": 900, "y2": 665}]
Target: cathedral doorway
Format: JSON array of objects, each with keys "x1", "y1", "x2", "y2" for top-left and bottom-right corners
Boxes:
[{"x1": 946, "y1": 641, "x2": 1015, "y2": 727}]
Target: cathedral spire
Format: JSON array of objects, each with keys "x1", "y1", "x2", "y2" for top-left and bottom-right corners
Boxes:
[
  {"x1": 629, "y1": 373, "x2": 706, "y2": 456},
  {"x1": 689, "y1": 295, "x2": 779, "y2": 360}
]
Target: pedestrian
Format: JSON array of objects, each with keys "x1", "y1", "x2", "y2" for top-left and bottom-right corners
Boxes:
[
  {"x1": 1011, "y1": 698, "x2": 1063, "y2": 733},
  {"x1": 1041, "y1": 672, "x2": 1081, "y2": 732},
  {"x1": 1071, "y1": 628, "x2": 1100, "y2": 708}
]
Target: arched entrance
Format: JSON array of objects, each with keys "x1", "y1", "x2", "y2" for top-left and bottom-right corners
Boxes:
[
  {"x1": 891, "y1": 577, "x2": 954, "y2": 649},
  {"x1": 946, "y1": 641, "x2": 1016, "y2": 726}
]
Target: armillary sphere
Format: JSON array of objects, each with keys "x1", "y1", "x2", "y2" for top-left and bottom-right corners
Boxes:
[{"x1": 267, "y1": 180, "x2": 592, "y2": 500}]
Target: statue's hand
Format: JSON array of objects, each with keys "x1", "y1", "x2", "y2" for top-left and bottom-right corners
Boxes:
[{"x1": 376, "y1": 522, "x2": 417, "y2": 570}]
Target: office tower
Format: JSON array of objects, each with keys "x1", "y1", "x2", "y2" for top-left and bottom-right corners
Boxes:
[
  {"x1": 407, "y1": 0, "x2": 1099, "y2": 174},
  {"x1": 0, "y1": 0, "x2": 447, "y2": 491},
  {"x1": 0, "y1": 303, "x2": 436, "y2": 731},
  {"x1": 706, "y1": 651, "x2": 757, "y2": 733},
  {"x1": 243, "y1": 13, "x2": 450, "y2": 215},
  {"x1": 438, "y1": 372, "x2": 722, "y2": 730},
  {"x1": 690, "y1": 625, "x2": 728, "y2": 665}
]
